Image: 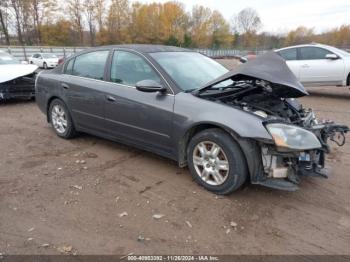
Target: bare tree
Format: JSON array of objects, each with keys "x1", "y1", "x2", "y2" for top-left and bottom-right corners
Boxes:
[
  {"x1": 9, "y1": 0, "x2": 24, "y2": 44},
  {"x1": 233, "y1": 7, "x2": 261, "y2": 34},
  {"x1": 31, "y1": 0, "x2": 56, "y2": 44},
  {"x1": 67, "y1": 0, "x2": 84, "y2": 44},
  {"x1": 83, "y1": 0, "x2": 98, "y2": 46},
  {"x1": 232, "y1": 7, "x2": 262, "y2": 48},
  {"x1": 0, "y1": 0, "x2": 10, "y2": 45}
]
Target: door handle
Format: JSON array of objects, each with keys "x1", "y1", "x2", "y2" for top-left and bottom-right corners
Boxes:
[
  {"x1": 61, "y1": 83, "x2": 70, "y2": 89},
  {"x1": 106, "y1": 95, "x2": 116, "y2": 102}
]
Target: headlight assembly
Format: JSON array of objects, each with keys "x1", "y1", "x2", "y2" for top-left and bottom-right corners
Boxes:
[{"x1": 266, "y1": 123, "x2": 321, "y2": 150}]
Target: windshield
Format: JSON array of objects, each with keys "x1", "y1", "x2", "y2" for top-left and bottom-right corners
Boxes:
[
  {"x1": 0, "y1": 52, "x2": 20, "y2": 65},
  {"x1": 42, "y1": 53, "x2": 57, "y2": 59},
  {"x1": 150, "y1": 52, "x2": 228, "y2": 91}
]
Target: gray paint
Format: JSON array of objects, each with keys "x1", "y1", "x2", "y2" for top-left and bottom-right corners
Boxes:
[{"x1": 35, "y1": 45, "x2": 274, "y2": 165}]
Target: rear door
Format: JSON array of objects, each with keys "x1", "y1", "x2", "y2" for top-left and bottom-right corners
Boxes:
[
  {"x1": 62, "y1": 50, "x2": 110, "y2": 132},
  {"x1": 298, "y1": 47, "x2": 344, "y2": 85},
  {"x1": 102, "y1": 50, "x2": 175, "y2": 155}
]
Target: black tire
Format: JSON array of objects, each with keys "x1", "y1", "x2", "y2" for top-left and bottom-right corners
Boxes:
[
  {"x1": 187, "y1": 128, "x2": 248, "y2": 195},
  {"x1": 30, "y1": 61, "x2": 33, "y2": 64},
  {"x1": 43, "y1": 62, "x2": 47, "y2": 69},
  {"x1": 48, "y1": 99, "x2": 76, "y2": 139},
  {"x1": 347, "y1": 73, "x2": 350, "y2": 86}
]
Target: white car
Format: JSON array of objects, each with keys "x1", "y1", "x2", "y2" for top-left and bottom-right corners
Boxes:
[
  {"x1": 276, "y1": 43, "x2": 350, "y2": 86},
  {"x1": 0, "y1": 50, "x2": 38, "y2": 100},
  {"x1": 29, "y1": 53, "x2": 59, "y2": 69}
]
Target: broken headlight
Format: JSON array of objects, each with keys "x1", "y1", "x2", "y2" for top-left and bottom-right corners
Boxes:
[{"x1": 266, "y1": 123, "x2": 321, "y2": 150}]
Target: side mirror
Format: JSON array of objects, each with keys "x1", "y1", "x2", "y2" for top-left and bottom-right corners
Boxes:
[
  {"x1": 136, "y1": 80, "x2": 167, "y2": 93},
  {"x1": 239, "y1": 56, "x2": 248, "y2": 63},
  {"x1": 325, "y1": 54, "x2": 339, "y2": 60}
]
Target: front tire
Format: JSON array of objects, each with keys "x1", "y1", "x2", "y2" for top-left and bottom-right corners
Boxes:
[
  {"x1": 43, "y1": 62, "x2": 48, "y2": 69},
  {"x1": 187, "y1": 128, "x2": 248, "y2": 195},
  {"x1": 48, "y1": 99, "x2": 76, "y2": 139}
]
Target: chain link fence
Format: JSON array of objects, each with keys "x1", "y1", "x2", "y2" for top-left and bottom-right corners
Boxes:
[{"x1": 0, "y1": 45, "x2": 268, "y2": 61}]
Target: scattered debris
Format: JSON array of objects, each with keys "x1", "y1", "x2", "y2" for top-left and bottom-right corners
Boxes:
[
  {"x1": 119, "y1": 212, "x2": 128, "y2": 218},
  {"x1": 226, "y1": 228, "x2": 231, "y2": 234},
  {"x1": 230, "y1": 221, "x2": 238, "y2": 228},
  {"x1": 57, "y1": 167, "x2": 62, "y2": 171},
  {"x1": 57, "y1": 245, "x2": 73, "y2": 253},
  {"x1": 27, "y1": 238, "x2": 34, "y2": 241},
  {"x1": 115, "y1": 196, "x2": 120, "y2": 204},
  {"x1": 27, "y1": 227, "x2": 35, "y2": 232},
  {"x1": 83, "y1": 166, "x2": 88, "y2": 170},
  {"x1": 41, "y1": 243, "x2": 50, "y2": 248},
  {"x1": 71, "y1": 185, "x2": 83, "y2": 190},
  {"x1": 137, "y1": 235, "x2": 145, "y2": 242},
  {"x1": 152, "y1": 214, "x2": 165, "y2": 220},
  {"x1": 185, "y1": 221, "x2": 193, "y2": 228}
]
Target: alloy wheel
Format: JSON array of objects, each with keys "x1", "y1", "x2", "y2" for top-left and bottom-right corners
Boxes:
[
  {"x1": 192, "y1": 141, "x2": 230, "y2": 186},
  {"x1": 51, "y1": 104, "x2": 68, "y2": 134}
]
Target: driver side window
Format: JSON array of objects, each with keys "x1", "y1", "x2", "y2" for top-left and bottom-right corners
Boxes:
[{"x1": 110, "y1": 51, "x2": 161, "y2": 86}]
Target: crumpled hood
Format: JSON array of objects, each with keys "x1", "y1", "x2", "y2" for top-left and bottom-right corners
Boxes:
[
  {"x1": 196, "y1": 52, "x2": 308, "y2": 98},
  {"x1": 0, "y1": 64, "x2": 38, "y2": 83}
]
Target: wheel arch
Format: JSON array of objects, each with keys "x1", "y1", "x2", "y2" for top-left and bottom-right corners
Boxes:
[
  {"x1": 178, "y1": 122, "x2": 264, "y2": 183},
  {"x1": 46, "y1": 96, "x2": 72, "y2": 124},
  {"x1": 178, "y1": 122, "x2": 242, "y2": 166}
]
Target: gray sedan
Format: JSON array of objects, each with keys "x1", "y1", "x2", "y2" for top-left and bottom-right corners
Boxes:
[{"x1": 35, "y1": 45, "x2": 348, "y2": 194}]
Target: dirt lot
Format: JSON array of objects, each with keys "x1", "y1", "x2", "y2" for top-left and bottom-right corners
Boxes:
[{"x1": 1, "y1": 62, "x2": 350, "y2": 255}]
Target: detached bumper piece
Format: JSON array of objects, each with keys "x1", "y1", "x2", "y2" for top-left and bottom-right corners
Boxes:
[
  {"x1": 0, "y1": 74, "x2": 35, "y2": 100},
  {"x1": 256, "y1": 123, "x2": 349, "y2": 191}
]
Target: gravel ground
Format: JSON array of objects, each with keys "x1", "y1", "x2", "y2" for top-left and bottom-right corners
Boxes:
[{"x1": 0, "y1": 60, "x2": 350, "y2": 255}]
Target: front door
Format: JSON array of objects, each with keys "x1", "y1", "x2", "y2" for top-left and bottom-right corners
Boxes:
[
  {"x1": 103, "y1": 50, "x2": 175, "y2": 155},
  {"x1": 298, "y1": 47, "x2": 344, "y2": 85}
]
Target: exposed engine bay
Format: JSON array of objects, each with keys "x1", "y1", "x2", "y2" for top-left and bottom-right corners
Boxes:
[{"x1": 196, "y1": 78, "x2": 349, "y2": 191}]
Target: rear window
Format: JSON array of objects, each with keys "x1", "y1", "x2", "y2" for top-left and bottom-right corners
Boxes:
[
  {"x1": 66, "y1": 50, "x2": 109, "y2": 80},
  {"x1": 278, "y1": 48, "x2": 297, "y2": 61}
]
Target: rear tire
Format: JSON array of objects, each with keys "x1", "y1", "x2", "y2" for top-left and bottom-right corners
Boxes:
[
  {"x1": 347, "y1": 73, "x2": 350, "y2": 86},
  {"x1": 48, "y1": 99, "x2": 76, "y2": 139},
  {"x1": 187, "y1": 128, "x2": 248, "y2": 195}
]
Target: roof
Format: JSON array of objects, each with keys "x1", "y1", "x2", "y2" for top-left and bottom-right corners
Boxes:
[
  {"x1": 275, "y1": 43, "x2": 333, "y2": 52},
  {"x1": 96, "y1": 44, "x2": 190, "y2": 53}
]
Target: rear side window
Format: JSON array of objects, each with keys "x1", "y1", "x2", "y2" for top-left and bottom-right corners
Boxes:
[
  {"x1": 278, "y1": 48, "x2": 297, "y2": 60},
  {"x1": 110, "y1": 51, "x2": 161, "y2": 86},
  {"x1": 299, "y1": 47, "x2": 333, "y2": 60},
  {"x1": 65, "y1": 59, "x2": 74, "y2": 74},
  {"x1": 70, "y1": 50, "x2": 109, "y2": 80}
]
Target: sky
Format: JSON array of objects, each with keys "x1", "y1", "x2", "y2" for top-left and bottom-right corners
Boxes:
[{"x1": 138, "y1": 0, "x2": 350, "y2": 34}]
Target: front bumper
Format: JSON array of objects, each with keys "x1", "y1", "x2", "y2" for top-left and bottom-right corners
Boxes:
[
  {"x1": 256, "y1": 122, "x2": 349, "y2": 191},
  {"x1": 0, "y1": 75, "x2": 35, "y2": 100}
]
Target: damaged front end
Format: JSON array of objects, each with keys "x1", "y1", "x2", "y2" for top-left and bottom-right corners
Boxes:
[
  {"x1": 194, "y1": 52, "x2": 349, "y2": 191},
  {"x1": 0, "y1": 73, "x2": 36, "y2": 100}
]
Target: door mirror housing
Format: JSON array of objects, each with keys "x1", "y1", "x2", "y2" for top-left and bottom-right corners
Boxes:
[
  {"x1": 325, "y1": 54, "x2": 339, "y2": 60},
  {"x1": 136, "y1": 80, "x2": 167, "y2": 93}
]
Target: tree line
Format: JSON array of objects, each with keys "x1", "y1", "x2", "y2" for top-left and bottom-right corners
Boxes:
[{"x1": 0, "y1": 0, "x2": 349, "y2": 50}]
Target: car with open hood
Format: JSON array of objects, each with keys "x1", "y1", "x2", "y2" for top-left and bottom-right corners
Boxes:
[
  {"x1": 0, "y1": 50, "x2": 38, "y2": 101},
  {"x1": 35, "y1": 45, "x2": 349, "y2": 194}
]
